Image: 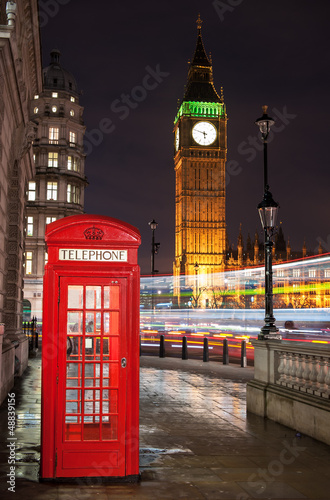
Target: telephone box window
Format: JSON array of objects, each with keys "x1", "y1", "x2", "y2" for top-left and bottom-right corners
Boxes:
[{"x1": 64, "y1": 284, "x2": 121, "y2": 442}]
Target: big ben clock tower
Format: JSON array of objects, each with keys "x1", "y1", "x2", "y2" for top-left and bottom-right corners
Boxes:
[{"x1": 173, "y1": 16, "x2": 227, "y2": 299}]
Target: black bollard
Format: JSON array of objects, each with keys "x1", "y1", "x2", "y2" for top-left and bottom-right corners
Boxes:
[
  {"x1": 241, "y1": 340, "x2": 247, "y2": 367},
  {"x1": 159, "y1": 334, "x2": 166, "y2": 358},
  {"x1": 203, "y1": 337, "x2": 209, "y2": 362},
  {"x1": 223, "y1": 338, "x2": 229, "y2": 365},
  {"x1": 182, "y1": 336, "x2": 188, "y2": 360}
]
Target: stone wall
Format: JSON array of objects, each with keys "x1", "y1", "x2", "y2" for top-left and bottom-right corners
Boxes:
[{"x1": 247, "y1": 340, "x2": 330, "y2": 445}]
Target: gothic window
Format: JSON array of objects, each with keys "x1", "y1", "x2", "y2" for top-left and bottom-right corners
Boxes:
[
  {"x1": 48, "y1": 152, "x2": 58, "y2": 168},
  {"x1": 28, "y1": 181, "x2": 36, "y2": 201},
  {"x1": 49, "y1": 127, "x2": 59, "y2": 144},
  {"x1": 69, "y1": 131, "x2": 76, "y2": 146},
  {"x1": 52, "y1": 92, "x2": 58, "y2": 98},
  {"x1": 27, "y1": 217, "x2": 33, "y2": 236},
  {"x1": 47, "y1": 182, "x2": 58, "y2": 200},
  {"x1": 67, "y1": 184, "x2": 80, "y2": 204},
  {"x1": 67, "y1": 156, "x2": 79, "y2": 171},
  {"x1": 25, "y1": 252, "x2": 33, "y2": 275},
  {"x1": 46, "y1": 216, "x2": 57, "y2": 225}
]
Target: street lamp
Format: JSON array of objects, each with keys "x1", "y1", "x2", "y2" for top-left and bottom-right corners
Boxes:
[
  {"x1": 255, "y1": 106, "x2": 282, "y2": 340},
  {"x1": 148, "y1": 219, "x2": 159, "y2": 275},
  {"x1": 194, "y1": 262, "x2": 199, "y2": 308},
  {"x1": 148, "y1": 219, "x2": 160, "y2": 310}
]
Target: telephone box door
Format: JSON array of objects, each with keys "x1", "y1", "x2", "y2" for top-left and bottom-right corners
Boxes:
[{"x1": 55, "y1": 276, "x2": 127, "y2": 477}]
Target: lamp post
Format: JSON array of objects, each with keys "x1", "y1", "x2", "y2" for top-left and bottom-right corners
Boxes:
[
  {"x1": 148, "y1": 219, "x2": 160, "y2": 309},
  {"x1": 194, "y1": 262, "x2": 199, "y2": 308},
  {"x1": 255, "y1": 106, "x2": 282, "y2": 340}
]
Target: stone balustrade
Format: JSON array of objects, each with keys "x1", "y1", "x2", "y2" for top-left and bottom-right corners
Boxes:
[
  {"x1": 247, "y1": 340, "x2": 330, "y2": 445},
  {"x1": 276, "y1": 349, "x2": 330, "y2": 398}
]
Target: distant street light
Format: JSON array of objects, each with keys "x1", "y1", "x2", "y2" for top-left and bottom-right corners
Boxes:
[
  {"x1": 148, "y1": 219, "x2": 160, "y2": 310},
  {"x1": 194, "y1": 262, "x2": 199, "y2": 308},
  {"x1": 255, "y1": 106, "x2": 282, "y2": 340}
]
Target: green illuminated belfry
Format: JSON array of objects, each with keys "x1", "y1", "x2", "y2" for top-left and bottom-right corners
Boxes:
[{"x1": 173, "y1": 15, "x2": 227, "y2": 306}]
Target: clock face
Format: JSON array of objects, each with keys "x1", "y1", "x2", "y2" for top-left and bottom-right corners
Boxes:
[
  {"x1": 175, "y1": 127, "x2": 180, "y2": 151},
  {"x1": 192, "y1": 121, "x2": 217, "y2": 146}
]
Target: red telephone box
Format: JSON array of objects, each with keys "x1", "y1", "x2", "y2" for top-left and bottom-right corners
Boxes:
[{"x1": 41, "y1": 215, "x2": 141, "y2": 481}]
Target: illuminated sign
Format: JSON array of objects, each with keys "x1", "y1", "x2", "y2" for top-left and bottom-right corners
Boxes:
[{"x1": 59, "y1": 249, "x2": 128, "y2": 262}]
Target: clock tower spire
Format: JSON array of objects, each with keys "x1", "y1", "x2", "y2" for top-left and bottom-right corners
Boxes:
[{"x1": 173, "y1": 16, "x2": 227, "y2": 306}]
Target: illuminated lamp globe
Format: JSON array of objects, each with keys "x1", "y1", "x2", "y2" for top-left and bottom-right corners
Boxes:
[{"x1": 257, "y1": 190, "x2": 279, "y2": 230}]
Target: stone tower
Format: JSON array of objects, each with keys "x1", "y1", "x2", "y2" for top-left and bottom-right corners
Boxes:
[{"x1": 173, "y1": 16, "x2": 227, "y2": 302}]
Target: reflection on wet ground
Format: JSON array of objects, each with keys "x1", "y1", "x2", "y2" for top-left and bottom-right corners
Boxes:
[{"x1": 1, "y1": 352, "x2": 330, "y2": 499}]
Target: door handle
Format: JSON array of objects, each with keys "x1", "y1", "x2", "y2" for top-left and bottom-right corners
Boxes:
[{"x1": 121, "y1": 357, "x2": 127, "y2": 368}]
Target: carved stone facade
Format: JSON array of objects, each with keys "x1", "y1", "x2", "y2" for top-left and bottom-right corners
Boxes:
[
  {"x1": 173, "y1": 18, "x2": 227, "y2": 300},
  {"x1": 0, "y1": 0, "x2": 42, "y2": 403}
]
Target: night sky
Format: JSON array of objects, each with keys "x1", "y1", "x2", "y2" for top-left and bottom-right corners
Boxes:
[{"x1": 39, "y1": 0, "x2": 330, "y2": 275}]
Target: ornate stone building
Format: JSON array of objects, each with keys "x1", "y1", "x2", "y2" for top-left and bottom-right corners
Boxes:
[
  {"x1": 24, "y1": 50, "x2": 88, "y2": 322},
  {"x1": 173, "y1": 18, "x2": 321, "y2": 309},
  {"x1": 0, "y1": 0, "x2": 42, "y2": 403},
  {"x1": 173, "y1": 16, "x2": 227, "y2": 296}
]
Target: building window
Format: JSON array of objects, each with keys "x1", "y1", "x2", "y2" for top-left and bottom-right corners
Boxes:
[
  {"x1": 69, "y1": 131, "x2": 76, "y2": 146},
  {"x1": 34, "y1": 107, "x2": 38, "y2": 114},
  {"x1": 70, "y1": 96, "x2": 75, "y2": 102},
  {"x1": 28, "y1": 181, "x2": 36, "y2": 201},
  {"x1": 277, "y1": 269, "x2": 284, "y2": 277},
  {"x1": 34, "y1": 94, "x2": 39, "y2": 99},
  {"x1": 47, "y1": 182, "x2": 58, "y2": 200},
  {"x1": 325, "y1": 270, "x2": 330, "y2": 278},
  {"x1": 52, "y1": 106, "x2": 57, "y2": 113},
  {"x1": 25, "y1": 252, "x2": 33, "y2": 275},
  {"x1": 67, "y1": 155, "x2": 79, "y2": 171},
  {"x1": 52, "y1": 92, "x2": 58, "y2": 98},
  {"x1": 45, "y1": 252, "x2": 48, "y2": 265},
  {"x1": 67, "y1": 184, "x2": 80, "y2": 204},
  {"x1": 48, "y1": 152, "x2": 58, "y2": 168},
  {"x1": 46, "y1": 216, "x2": 57, "y2": 225},
  {"x1": 309, "y1": 269, "x2": 316, "y2": 278},
  {"x1": 70, "y1": 109, "x2": 75, "y2": 117},
  {"x1": 49, "y1": 127, "x2": 59, "y2": 144},
  {"x1": 27, "y1": 216, "x2": 34, "y2": 236},
  {"x1": 293, "y1": 269, "x2": 300, "y2": 278}
]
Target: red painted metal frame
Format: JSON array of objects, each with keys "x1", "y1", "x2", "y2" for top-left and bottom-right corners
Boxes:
[{"x1": 41, "y1": 215, "x2": 141, "y2": 480}]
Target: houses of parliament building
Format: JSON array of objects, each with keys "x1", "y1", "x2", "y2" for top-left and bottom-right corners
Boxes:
[{"x1": 173, "y1": 16, "x2": 327, "y2": 309}]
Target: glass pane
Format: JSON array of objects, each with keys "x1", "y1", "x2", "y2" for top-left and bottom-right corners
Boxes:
[
  {"x1": 66, "y1": 336, "x2": 82, "y2": 360},
  {"x1": 84, "y1": 363, "x2": 100, "y2": 386},
  {"x1": 109, "y1": 312, "x2": 119, "y2": 335},
  {"x1": 68, "y1": 286, "x2": 83, "y2": 309},
  {"x1": 104, "y1": 286, "x2": 120, "y2": 309},
  {"x1": 109, "y1": 390, "x2": 118, "y2": 413},
  {"x1": 86, "y1": 286, "x2": 101, "y2": 309},
  {"x1": 66, "y1": 362, "x2": 82, "y2": 386},
  {"x1": 104, "y1": 312, "x2": 109, "y2": 333},
  {"x1": 102, "y1": 389, "x2": 118, "y2": 413},
  {"x1": 109, "y1": 363, "x2": 119, "y2": 388},
  {"x1": 103, "y1": 338, "x2": 109, "y2": 360},
  {"x1": 102, "y1": 416, "x2": 118, "y2": 440},
  {"x1": 110, "y1": 337, "x2": 119, "y2": 359},
  {"x1": 67, "y1": 312, "x2": 82, "y2": 333},
  {"x1": 85, "y1": 313, "x2": 95, "y2": 333}
]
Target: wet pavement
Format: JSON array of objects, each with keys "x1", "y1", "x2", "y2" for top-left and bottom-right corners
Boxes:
[{"x1": 1, "y1": 352, "x2": 330, "y2": 499}]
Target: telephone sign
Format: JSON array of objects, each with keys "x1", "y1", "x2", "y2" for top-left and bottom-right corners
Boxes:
[{"x1": 41, "y1": 215, "x2": 141, "y2": 481}]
